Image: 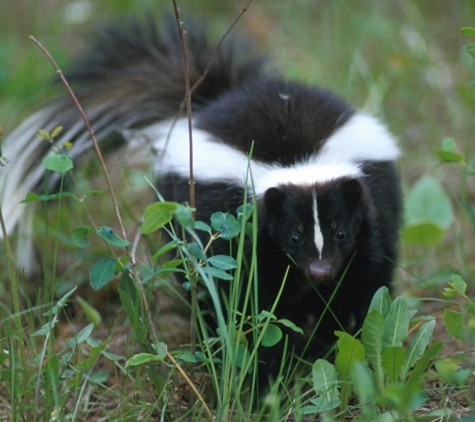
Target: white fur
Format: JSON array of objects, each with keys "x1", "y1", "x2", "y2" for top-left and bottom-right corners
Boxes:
[
  {"x1": 147, "y1": 115, "x2": 399, "y2": 196},
  {"x1": 313, "y1": 192, "x2": 324, "y2": 259},
  {"x1": 320, "y1": 113, "x2": 400, "y2": 162}
]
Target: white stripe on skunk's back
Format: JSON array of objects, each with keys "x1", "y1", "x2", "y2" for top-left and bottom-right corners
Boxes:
[{"x1": 148, "y1": 113, "x2": 399, "y2": 194}]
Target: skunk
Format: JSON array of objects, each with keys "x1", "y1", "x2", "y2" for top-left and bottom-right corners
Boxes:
[{"x1": 1, "y1": 17, "x2": 401, "y2": 380}]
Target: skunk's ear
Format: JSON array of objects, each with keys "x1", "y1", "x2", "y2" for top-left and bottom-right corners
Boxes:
[
  {"x1": 264, "y1": 187, "x2": 286, "y2": 212},
  {"x1": 341, "y1": 179, "x2": 362, "y2": 205}
]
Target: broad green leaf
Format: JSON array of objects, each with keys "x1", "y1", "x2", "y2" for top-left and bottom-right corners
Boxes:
[
  {"x1": 435, "y1": 359, "x2": 471, "y2": 386},
  {"x1": 151, "y1": 342, "x2": 168, "y2": 360},
  {"x1": 443, "y1": 274, "x2": 467, "y2": 297},
  {"x1": 119, "y1": 273, "x2": 147, "y2": 347},
  {"x1": 257, "y1": 310, "x2": 277, "y2": 321},
  {"x1": 441, "y1": 138, "x2": 456, "y2": 151},
  {"x1": 20, "y1": 191, "x2": 76, "y2": 203},
  {"x1": 334, "y1": 331, "x2": 365, "y2": 411},
  {"x1": 278, "y1": 318, "x2": 304, "y2": 334},
  {"x1": 236, "y1": 203, "x2": 253, "y2": 223},
  {"x1": 382, "y1": 346, "x2": 406, "y2": 382},
  {"x1": 208, "y1": 255, "x2": 239, "y2": 270},
  {"x1": 368, "y1": 286, "x2": 391, "y2": 318},
  {"x1": 401, "y1": 222, "x2": 445, "y2": 245},
  {"x1": 51, "y1": 125, "x2": 63, "y2": 138},
  {"x1": 90, "y1": 258, "x2": 116, "y2": 290},
  {"x1": 76, "y1": 296, "x2": 101, "y2": 326},
  {"x1": 174, "y1": 204, "x2": 195, "y2": 230},
  {"x1": 97, "y1": 226, "x2": 130, "y2": 247},
  {"x1": 141, "y1": 201, "x2": 178, "y2": 234},
  {"x1": 383, "y1": 297, "x2": 410, "y2": 349},
  {"x1": 306, "y1": 367, "x2": 341, "y2": 411},
  {"x1": 125, "y1": 353, "x2": 164, "y2": 367},
  {"x1": 334, "y1": 331, "x2": 365, "y2": 380},
  {"x1": 235, "y1": 343, "x2": 253, "y2": 373},
  {"x1": 261, "y1": 324, "x2": 282, "y2": 347},
  {"x1": 351, "y1": 362, "x2": 377, "y2": 415},
  {"x1": 187, "y1": 242, "x2": 207, "y2": 261},
  {"x1": 151, "y1": 239, "x2": 179, "y2": 261},
  {"x1": 443, "y1": 309, "x2": 475, "y2": 341},
  {"x1": 461, "y1": 26, "x2": 475, "y2": 37},
  {"x1": 75, "y1": 323, "x2": 94, "y2": 345},
  {"x1": 407, "y1": 341, "x2": 444, "y2": 387},
  {"x1": 172, "y1": 350, "x2": 197, "y2": 363},
  {"x1": 312, "y1": 359, "x2": 340, "y2": 401},
  {"x1": 211, "y1": 212, "x2": 241, "y2": 240},
  {"x1": 403, "y1": 176, "x2": 453, "y2": 245},
  {"x1": 195, "y1": 220, "x2": 211, "y2": 232},
  {"x1": 71, "y1": 226, "x2": 93, "y2": 248},
  {"x1": 434, "y1": 148, "x2": 464, "y2": 163},
  {"x1": 362, "y1": 310, "x2": 385, "y2": 392},
  {"x1": 42, "y1": 153, "x2": 73, "y2": 176},
  {"x1": 201, "y1": 266, "x2": 234, "y2": 281},
  {"x1": 401, "y1": 320, "x2": 435, "y2": 378}
]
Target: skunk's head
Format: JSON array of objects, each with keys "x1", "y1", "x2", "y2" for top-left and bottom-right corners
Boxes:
[{"x1": 262, "y1": 178, "x2": 365, "y2": 286}]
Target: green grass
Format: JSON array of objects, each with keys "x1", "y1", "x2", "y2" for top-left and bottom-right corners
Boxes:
[{"x1": 1, "y1": 1, "x2": 475, "y2": 420}]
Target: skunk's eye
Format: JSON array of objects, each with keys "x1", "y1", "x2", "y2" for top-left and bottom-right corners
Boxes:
[
  {"x1": 291, "y1": 234, "x2": 301, "y2": 244},
  {"x1": 336, "y1": 230, "x2": 346, "y2": 240}
]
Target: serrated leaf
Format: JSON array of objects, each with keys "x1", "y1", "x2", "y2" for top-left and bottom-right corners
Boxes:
[
  {"x1": 71, "y1": 226, "x2": 93, "y2": 248},
  {"x1": 401, "y1": 320, "x2": 435, "y2": 378},
  {"x1": 125, "y1": 353, "x2": 164, "y2": 367},
  {"x1": 334, "y1": 331, "x2": 366, "y2": 380},
  {"x1": 351, "y1": 362, "x2": 377, "y2": 409},
  {"x1": 76, "y1": 296, "x2": 101, "y2": 326},
  {"x1": 261, "y1": 324, "x2": 282, "y2": 347},
  {"x1": 211, "y1": 212, "x2": 241, "y2": 240},
  {"x1": 382, "y1": 346, "x2": 406, "y2": 382},
  {"x1": 97, "y1": 226, "x2": 130, "y2": 247},
  {"x1": 42, "y1": 153, "x2": 73, "y2": 176},
  {"x1": 334, "y1": 331, "x2": 365, "y2": 411},
  {"x1": 383, "y1": 297, "x2": 410, "y2": 349},
  {"x1": 368, "y1": 286, "x2": 391, "y2": 318},
  {"x1": 362, "y1": 310, "x2": 385, "y2": 392},
  {"x1": 208, "y1": 255, "x2": 238, "y2": 270},
  {"x1": 90, "y1": 258, "x2": 116, "y2": 290},
  {"x1": 141, "y1": 201, "x2": 178, "y2": 234}
]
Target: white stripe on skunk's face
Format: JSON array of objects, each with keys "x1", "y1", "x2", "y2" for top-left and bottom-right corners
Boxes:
[
  {"x1": 313, "y1": 191, "x2": 324, "y2": 259},
  {"x1": 147, "y1": 114, "x2": 396, "y2": 195}
]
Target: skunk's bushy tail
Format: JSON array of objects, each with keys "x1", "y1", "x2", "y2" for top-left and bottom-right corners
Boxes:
[{"x1": 1, "y1": 16, "x2": 266, "y2": 271}]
